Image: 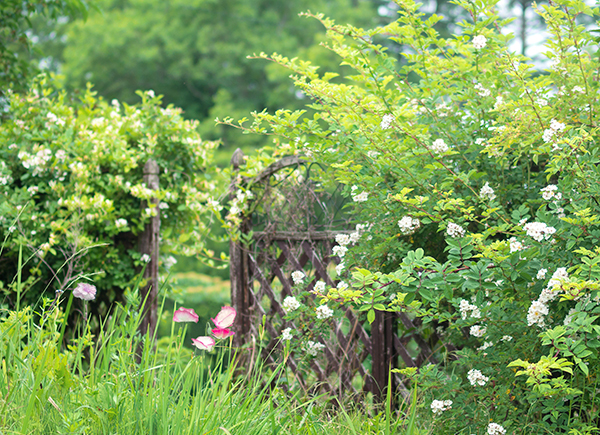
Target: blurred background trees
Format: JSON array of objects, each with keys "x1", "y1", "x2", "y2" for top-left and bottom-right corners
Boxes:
[
  {"x1": 0, "y1": 0, "x2": 90, "y2": 99},
  {"x1": 6, "y1": 0, "x2": 554, "y2": 157},
  {"x1": 29, "y1": 0, "x2": 390, "y2": 161}
]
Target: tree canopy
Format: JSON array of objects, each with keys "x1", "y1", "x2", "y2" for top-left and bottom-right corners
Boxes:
[
  {"x1": 47, "y1": 0, "x2": 383, "y2": 154},
  {"x1": 0, "y1": 0, "x2": 90, "y2": 97}
]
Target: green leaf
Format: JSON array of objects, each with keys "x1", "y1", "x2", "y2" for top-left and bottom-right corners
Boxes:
[
  {"x1": 367, "y1": 309, "x2": 375, "y2": 324},
  {"x1": 419, "y1": 288, "x2": 433, "y2": 301}
]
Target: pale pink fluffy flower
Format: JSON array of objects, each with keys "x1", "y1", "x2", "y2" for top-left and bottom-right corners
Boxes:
[{"x1": 73, "y1": 283, "x2": 96, "y2": 301}]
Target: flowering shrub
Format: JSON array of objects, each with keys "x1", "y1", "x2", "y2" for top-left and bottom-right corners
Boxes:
[
  {"x1": 221, "y1": 0, "x2": 600, "y2": 431},
  {"x1": 0, "y1": 76, "x2": 221, "y2": 309}
]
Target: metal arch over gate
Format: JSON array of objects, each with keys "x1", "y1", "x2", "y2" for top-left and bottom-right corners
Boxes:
[{"x1": 228, "y1": 149, "x2": 446, "y2": 401}]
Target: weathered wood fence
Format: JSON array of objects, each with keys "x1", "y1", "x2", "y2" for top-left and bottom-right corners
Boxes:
[
  {"x1": 138, "y1": 159, "x2": 160, "y2": 340},
  {"x1": 228, "y1": 149, "x2": 448, "y2": 402}
]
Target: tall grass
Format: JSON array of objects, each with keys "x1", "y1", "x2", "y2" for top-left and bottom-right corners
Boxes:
[
  {"x1": 1, "y1": 298, "x2": 297, "y2": 434},
  {"x1": 0, "y1": 256, "x2": 427, "y2": 434}
]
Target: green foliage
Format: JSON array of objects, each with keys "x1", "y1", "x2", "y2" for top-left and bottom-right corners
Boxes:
[
  {"x1": 0, "y1": 75, "x2": 222, "y2": 310},
  {"x1": 221, "y1": 0, "x2": 600, "y2": 431},
  {"x1": 41, "y1": 0, "x2": 385, "y2": 157},
  {"x1": 0, "y1": 0, "x2": 90, "y2": 97}
]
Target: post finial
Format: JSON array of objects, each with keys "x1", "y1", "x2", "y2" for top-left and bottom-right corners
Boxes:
[{"x1": 231, "y1": 148, "x2": 245, "y2": 170}]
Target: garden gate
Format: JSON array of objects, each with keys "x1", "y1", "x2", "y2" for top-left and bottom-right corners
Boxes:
[{"x1": 228, "y1": 149, "x2": 448, "y2": 401}]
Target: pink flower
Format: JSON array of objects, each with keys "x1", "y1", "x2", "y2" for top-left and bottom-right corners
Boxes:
[
  {"x1": 72, "y1": 283, "x2": 96, "y2": 301},
  {"x1": 211, "y1": 328, "x2": 235, "y2": 339},
  {"x1": 173, "y1": 307, "x2": 199, "y2": 323},
  {"x1": 212, "y1": 306, "x2": 236, "y2": 329},
  {"x1": 191, "y1": 336, "x2": 215, "y2": 351}
]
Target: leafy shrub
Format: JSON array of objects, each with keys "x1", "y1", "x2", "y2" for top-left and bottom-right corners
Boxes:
[
  {"x1": 0, "y1": 75, "x2": 222, "y2": 312},
  {"x1": 222, "y1": 0, "x2": 600, "y2": 432}
]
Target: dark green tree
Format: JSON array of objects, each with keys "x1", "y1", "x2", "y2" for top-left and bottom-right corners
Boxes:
[
  {"x1": 36, "y1": 0, "x2": 382, "y2": 156},
  {"x1": 0, "y1": 0, "x2": 90, "y2": 97}
]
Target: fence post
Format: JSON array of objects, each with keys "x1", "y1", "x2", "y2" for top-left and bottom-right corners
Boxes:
[
  {"x1": 139, "y1": 159, "x2": 160, "y2": 340},
  {"x1": 371, "y1": 310, "x2": 397, "y2": 403},
  {"x1": 229, "y1": 148, "x2": 251, "y2": 348}
]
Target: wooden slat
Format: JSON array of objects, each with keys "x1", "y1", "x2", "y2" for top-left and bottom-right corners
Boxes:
[
  {"x1": 270, "y1": 258, "x2": 294, "y2": 299},
  {"x1": 246, "y1": 277, "x2": 308, "y2": 391},
  {"x1": 300, "y1": 241, "x2": 336, "y2": 288},
  {"x1": 397, "y1": 312, "x2": 435, "y2": 359},
  {"x1": 248, "y1": 254, "x2": 287, "y2": 318},
  {"x1": 277, "y1": 240, "x2": 304, "y2": 272},
  {"x1": 393, "y1": 335, "x2": 418, "y2": 368},
  {"x1": 345, "y1": 309, "x2": 372, "y2": 353},
  {"x1": 320, "y1": 336, "x2": 357, "y2": 394}
]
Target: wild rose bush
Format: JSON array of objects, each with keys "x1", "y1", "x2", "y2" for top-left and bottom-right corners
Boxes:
[
  {"x1": 0, "y1": 75, "x2": 222, "y2": 309},
  {"x1": 221, "y1": 0, "x2": 600, "y2": 432}
]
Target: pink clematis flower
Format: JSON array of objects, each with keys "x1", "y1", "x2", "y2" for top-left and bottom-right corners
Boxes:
[
  {"x1": 211, "y1": 327, "x2": 235, "y2": 339},
  {"x1": 212, "y1": 306, "x2": 236, "y2": 329},
  {"x1": 173, "y1": 307, "x2": 199, "y2": 323},
  {"x1": 73, "y1": 283, "x2": 97, "y2": 301},
  {"x1": 191, "y1": 336, "x2": 215, "y2": 351}
]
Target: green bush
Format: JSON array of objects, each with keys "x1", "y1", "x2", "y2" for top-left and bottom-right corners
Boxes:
[
  {"x1": 0, "y1": 75, "x2": 223, "y2": 312},
  {"x1": 222, "y1": 0, "x2": 600, "y2": 432}
]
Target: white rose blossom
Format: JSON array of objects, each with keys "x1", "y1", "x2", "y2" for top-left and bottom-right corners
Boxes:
[
  {"x1": 523, "y1": 222, "x2": 556, "y2": 242},
  {"x1": 509, "y1": 237, "x2": 524, "y2": 253},
  {"x1": 540, "y1": 185, "x2": 562, "y2": 201},
  {"x1": 335, "y1": 233, "x2": 351, "y2": 246},
  {"x1": 332, "y1": 245, "x2": 348, "y2": 258},
  {"x1": 430, "y1": 399, "x2": 453, "y2": 414},
  {"x1": 542, "y1": 119, "x2": 566, "y2": 143},
  {"x1": 352, "y1": 191, "x2": 368, "y2": 202},
  {"x1": 467, "y1": 369, "x2": 489, "y2": 386},
  {"x1": 472, "y1": 35, "x2": 487, "y2": 49},
  {"x1": 547, "y1": 267, "x2": 569, "y2": 290},
  {"x1": 474, "y1": 83, "x2": 491, "y2": 97},
  {"x1": 470, "y1": 325, "x2": 487, "y2": 338},
  {"x1": 282, "y1": 296, "x2": 301, "y2": 312},
  {"x1": 478, "y1": 341, "x2": 493, "y2": 352},
  {"x1": 316, "y1": 304, "x2": 334, "y2": 320},
  {"x1": 304, "y1": 340, "x2": 325, "y2": 356},
  {"x1": 313, "y1": 280, "x2": 326, "y2": 294},
  {"x1": 281, "y1": 327, "x2": 293, "y2": 341},
  {"x1": 398, "y1": 216, "x2": 421, "y2": 235},
  {"x1": 380, "y1": 114, "x2": 394, "y2": 130},
  {"x1": 527, "y1": 300, "x2": 549, "y2": 327},
  {"x1": 537, "y1": 268, "x2": 547, "y2": 280},
  {"x1": 487, "y1": 423, "x2": 506, "y2": 435},
  {"x1": 431, "y1": 138, "x2": 449, "y2": 154},
  {"x1": 291, "y1": 270, "x2": 305, "y2": 285},
  {"x1": 459, "y1": 299, "x2": 481, "y2": 319},
  {"x1": 480, "y1": 182, "x2": 496, "y2": 200},
  {"x1": 446, "y1": 222, "x2": 466, "y2": 238}
]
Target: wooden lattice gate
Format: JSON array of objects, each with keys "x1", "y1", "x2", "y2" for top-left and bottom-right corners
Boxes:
[{"x1": 228, "y1": 149, "x2": 446, "y2": 402}]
